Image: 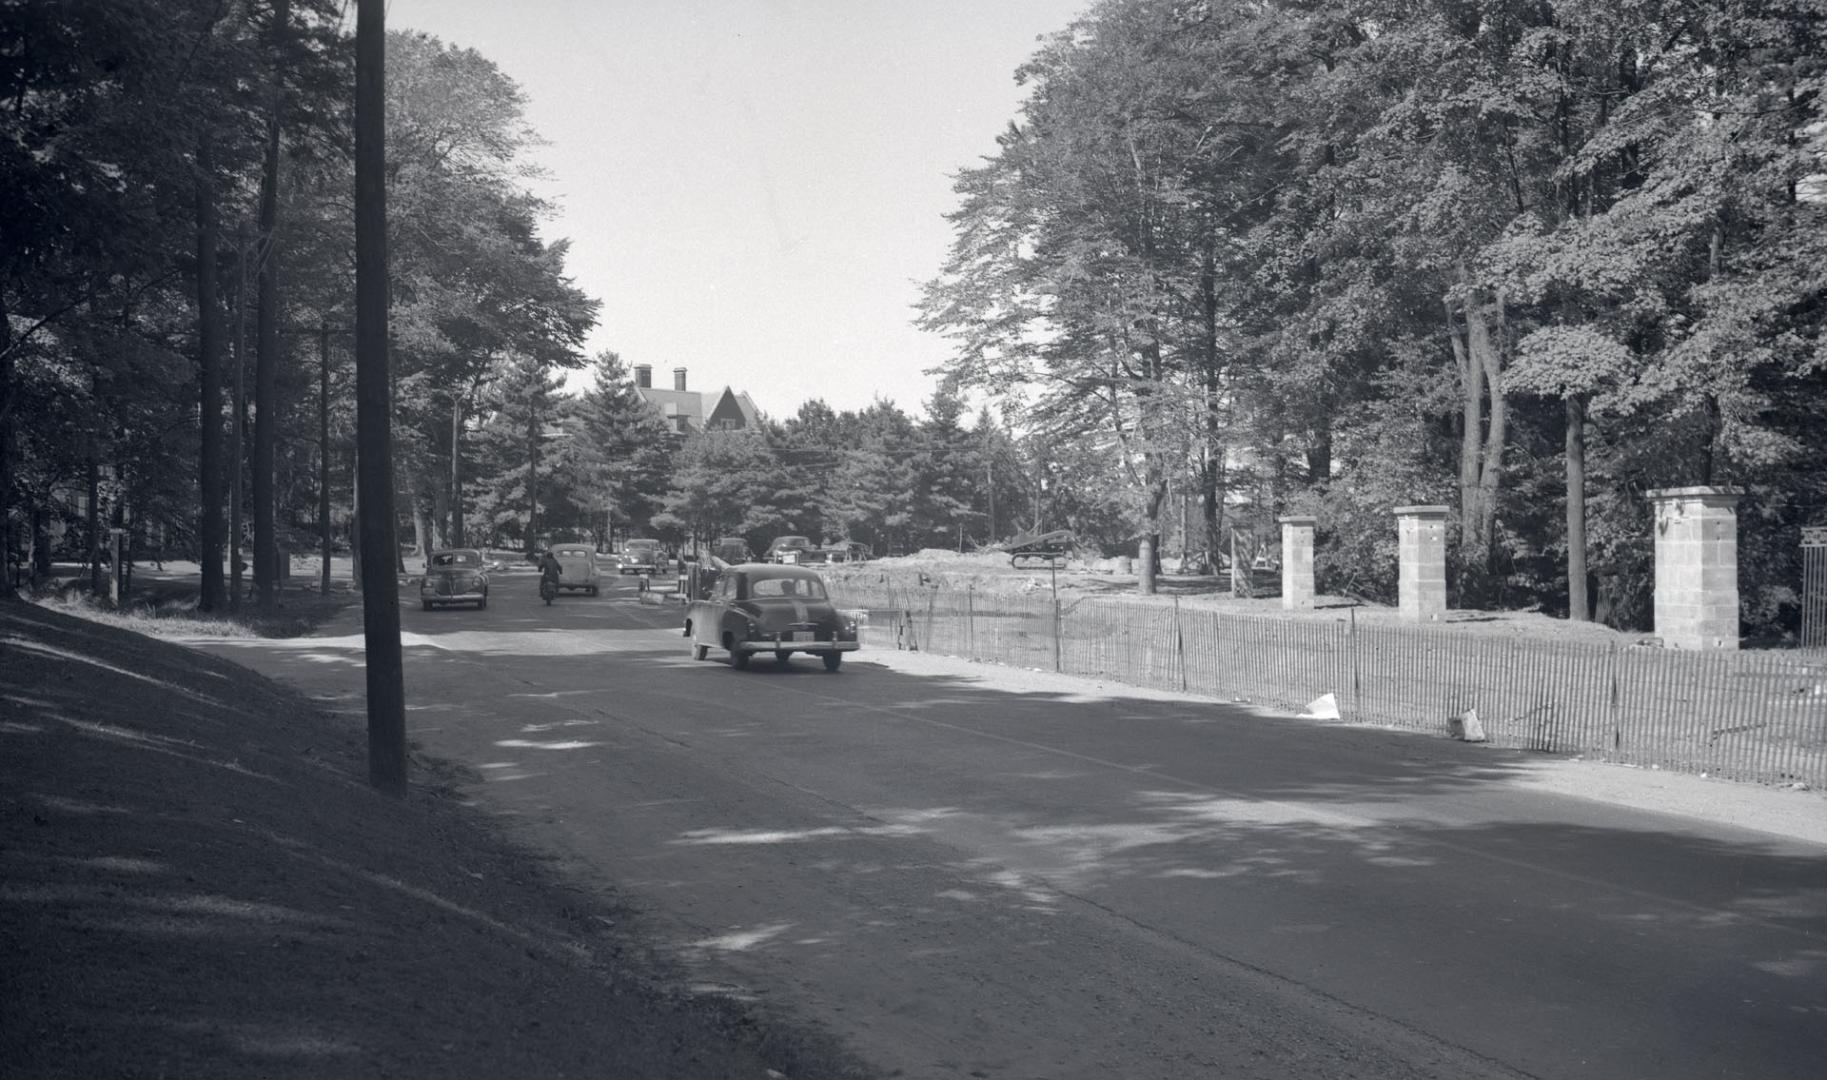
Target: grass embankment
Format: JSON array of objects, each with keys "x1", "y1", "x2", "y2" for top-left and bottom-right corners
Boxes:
[{"x1": 0, "y1": 598, "x2": 866, "y2": 1080}]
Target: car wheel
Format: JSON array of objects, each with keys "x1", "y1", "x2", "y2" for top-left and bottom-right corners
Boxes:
[
  {"x1": 774, "y1": 651, "x2": 791, "y2": 664},
  {"x1": 589, "y1": 585, "x2": 598, "y2": 597},
  {"x1": 692, "y1": 642, "x2": 709, "y2": 661},
  {"x1": 422, "y1": 600, "x2": 433, "y2": 611},
  {"x1": 823, "y1": 652, "x2": 843, "y2": 672},
  {"x1": 478, "y1": 596, "x2": 487, "y2": 610}
]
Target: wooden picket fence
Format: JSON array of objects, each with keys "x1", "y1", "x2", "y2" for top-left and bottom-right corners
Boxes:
[{"x1": 828, "y1": 576, "x2": 1827, "y2": 788}]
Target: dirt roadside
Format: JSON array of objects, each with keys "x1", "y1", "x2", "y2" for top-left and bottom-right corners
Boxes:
[
  {"x1": 0, "y1": 599, "x2": 870, "y2": 1080},
  {"x1": 852, "y1": 645, "x2": 1827, "y2": 848}
]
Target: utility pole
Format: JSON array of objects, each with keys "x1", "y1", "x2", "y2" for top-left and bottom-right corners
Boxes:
[
  {"x1": 356, "y1": 0, "x2": 405, "y2": 794},
  {"x1": 318, "y1": 322, "x2": 331, "y2": 596}
]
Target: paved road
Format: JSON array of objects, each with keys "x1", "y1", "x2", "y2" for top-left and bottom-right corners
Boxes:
[{"x1": 204, "y1": 570, "x2": 1827, "y2": 1080}]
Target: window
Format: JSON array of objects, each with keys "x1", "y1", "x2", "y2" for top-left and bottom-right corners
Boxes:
[{"x1": 749, "y1": 575, "x2": 827, "y2": 600}]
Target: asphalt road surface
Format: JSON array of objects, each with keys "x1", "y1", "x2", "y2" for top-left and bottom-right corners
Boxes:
[{"x1": 205, "y1": 570, "x2": 1827, "y2": 1080}]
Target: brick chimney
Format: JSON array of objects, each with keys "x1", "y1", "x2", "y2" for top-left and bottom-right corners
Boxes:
[
  {"x1": 673, "y1": 367, "x2": 687, "y2": 392},
  {"x1": 633, "y1": 364, "x2": 651, "y2": 389}
]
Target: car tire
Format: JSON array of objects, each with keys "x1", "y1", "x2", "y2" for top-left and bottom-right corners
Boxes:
[
  {"x1": 774, "y1": 651, "x2": 791, "y2": 664},
  {"x1": 729, "y1": 643, "x2": 750, "y2": 670},
  {"x1": 823, "y1": 653, "x2": 843, "y2": 672},
  {"x1": 478, "y1": 596, "x2": 487, "y2": 610},
  {"x1": 589, "y1": 585, "x2": 598, "y2": 597},
  {"x1": 422, "y1": 600, "x2": 433, "y2": 611},
  {"x1": 692, "y1": 642, "x2": 709, "y2": 661}
]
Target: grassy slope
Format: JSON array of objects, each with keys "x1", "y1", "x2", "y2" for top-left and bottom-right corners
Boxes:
[{"x1": 0, "y1": 601, "x2": 865, "y2": 1080}]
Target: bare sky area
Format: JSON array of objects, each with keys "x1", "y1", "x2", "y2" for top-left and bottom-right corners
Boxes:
[{"x1": 384, "y1": 0, "x2": 1088, "y2": 420}]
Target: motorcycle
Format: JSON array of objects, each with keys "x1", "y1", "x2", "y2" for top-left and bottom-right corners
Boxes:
[{"x1": 540, "y1": 576, "x2": 557, "y2": 605}]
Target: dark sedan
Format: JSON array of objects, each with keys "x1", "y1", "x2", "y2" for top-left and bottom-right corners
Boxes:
[
  {"x1": 683, "y1": 564, "x2": 860, "y2": 671},
  {"x1": 420, "y1": 548, "x2": 489, "y2": 610}
]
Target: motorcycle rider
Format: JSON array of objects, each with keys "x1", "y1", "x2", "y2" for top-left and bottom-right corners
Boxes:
[{"x1": 538, "y1": 548, "x2": 563, "y2": 596}]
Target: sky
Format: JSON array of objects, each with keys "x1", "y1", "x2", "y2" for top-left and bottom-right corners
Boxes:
[{"x1": 383, "y1": 0, "x2": 1089, "y2": 421}]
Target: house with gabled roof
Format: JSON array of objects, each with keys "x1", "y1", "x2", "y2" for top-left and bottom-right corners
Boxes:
[{"x1": 631, "y1": 365, "x2": 762, "y2": 435}]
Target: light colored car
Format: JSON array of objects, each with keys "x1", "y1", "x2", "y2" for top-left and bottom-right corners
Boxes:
[
  {"x1": 550, "y1": 544, "x2": 601, "y2": 596},
  {"x1": 683, "y1": 563, "x2": 860, "y2": 671},
  {"x1": 618, "y1": 539, "x2": 666, "y2": 576},
  {"x1": 421, "y1": 548, "x2": 490, "y2": 611}
]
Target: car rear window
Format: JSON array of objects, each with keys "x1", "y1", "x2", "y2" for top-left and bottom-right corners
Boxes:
[
  {"x1": 749, "y1": 575, "x2": 827, "y2": 600},
  {"x1": 431, "y1": 552, "x2": 479, "y2": 568},
  {"x1": 556, "y1": 548, "x2": 590, "y2": 558}
]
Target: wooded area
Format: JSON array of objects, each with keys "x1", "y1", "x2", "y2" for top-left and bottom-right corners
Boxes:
[
  {"x1": 4, "y1": 1, "x2": 1823, "y2": 639},
  {"x1": 921, "y1": 0, "x2": 1827, "y2": 638}
]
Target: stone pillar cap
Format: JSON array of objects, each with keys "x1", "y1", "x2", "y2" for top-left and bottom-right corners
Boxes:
[
  {"x1": 1392, "y1": 504, "x2": 1450, "y2": 517},
  {"x1": 1277, "y1": 515, "x2": 1317, "y2": 525},
  {"x1": 1645, "y1": 486, "x2": 1743, "y2": 500}
]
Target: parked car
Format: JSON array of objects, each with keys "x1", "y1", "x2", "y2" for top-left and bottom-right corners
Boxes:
[
  {"x1": 421, "y1": 548, "x2": 490, "y2": 611},
  {"x1": 765, "y1": 535, "x2": 813, "y2": 564},
  {"x1": 711, "y1": 536, "x2": 752, "y2": 565},
  {"x1": 549, "y1": 544, "x2": 601, "y2": 596},
  {"x1": 819, "y1": 541, "x2": 870, "y2": 565},
  {"x1": 618, "y1": 538, "x2": 666, "y2": 576},
  {"x1": 684, "y1": 563, "x2": 860, "y2": 671}
]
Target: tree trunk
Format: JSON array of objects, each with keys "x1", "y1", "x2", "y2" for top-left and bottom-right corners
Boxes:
[
  {"x1": 1472, "y1": 290, "x2": 1507, "y2": 559},
  {"x1": 230, "y1": 227, "x2": 249, "y2": 609},
  {"x1": 0, "y1": 294, "x2": 13, "y2": 598},
  {"x1": 87, "y1": 454, "x2": 103, "y2": 596},
  {"x1": 1308, "y1": 413, "x2": 1332, "y2": 486},
  {"x1": 1198, "y1": 247, "x2": 1227, "y2": 576},
  {"x1": 1447, "y1": 293, "x2": 1483, "y2": 552},
  {"x1": 252, "y1": 0, "x2": 288, "y2": 608},
  {"x1": 32, "y1": 506, "x2": 49, "y2": 582},
  {"x1": 526, "y1": 407, "x2": 540, "y2": 549},
  {"x1": 1565, "y1": 394, "x2": 1588, "y2": 621},
  {"x1": 412, "y1": 503, "x2": 430, "y2": 559},
  {"x1": 449, "y1": 395, "x2": 464, "y2": 547},
  {"x1": 196, "y1": 135, "x2": 227, "y2": 611},
  {"x1": 318, "y1": 324, "x2": 332, "y2": 595}
]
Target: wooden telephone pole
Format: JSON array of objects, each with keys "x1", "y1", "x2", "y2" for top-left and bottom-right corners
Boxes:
[{"x1": 356, "y1": 0, "x2": 405, "y2": 793}]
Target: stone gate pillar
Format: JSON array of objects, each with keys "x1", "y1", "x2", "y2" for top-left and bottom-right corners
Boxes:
[
  {"x1": 1394, "y1": 505, "x2": 1449, "y2": 621},
  {"x1": 1647, "y1": 486, "x2": 1742, "y2": 650},
  {"x1": 1279, "y1": 515, "x2": 1316, "y2": 611}
]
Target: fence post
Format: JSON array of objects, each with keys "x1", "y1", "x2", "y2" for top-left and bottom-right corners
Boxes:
[
  {"x1": 1053, "y1": 595, "x2": 1062, "y2": 673},
  {"x1": 967, "y1": 583, "x2": 975, "y2": 661},
  {"x1": 1606, "y1": 639, "x2": 1620, "y2": 750},
  {"x1": 1174, "y1": 594, "x2": 1186, "y2": 692},
  {"x1": 1349, "y1": 603, "x2": 1361, "y2": 721}
]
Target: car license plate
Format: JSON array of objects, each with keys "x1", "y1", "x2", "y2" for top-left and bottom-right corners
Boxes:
[{"x1": 787, "y1": 631, "x2": 814, "y2": 642}]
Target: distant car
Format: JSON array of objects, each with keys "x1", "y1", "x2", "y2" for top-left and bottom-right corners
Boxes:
[
  {"x1": 421, "y1": 548, "x2": 489, "y2": 611},
  {"x1": 684, "y1": 564, "x2": 861, "y2": 671},
  {"x1": 817, "y1": 541, "x2": 870, "y2": 565},
  {"x1": 549, "y1": 544, "x2": 601, "y2": 596},
  {"x1": 711, "y1": 537, "x2": 753, "y2": 565},
  {"x1": 765, "y1": 535, "x2": 812, "y2": 564},
  {"x1": 618, "y1": 538, "x2": 666, "y2": 576}
]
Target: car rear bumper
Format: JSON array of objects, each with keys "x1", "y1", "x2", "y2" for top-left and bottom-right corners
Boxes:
[
  {"x1": 423, "y1": 591, "x2": 486, "y2": 603},
  {"x1": 732, "y1": 638, "x2": 861, "y2": 654}
]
